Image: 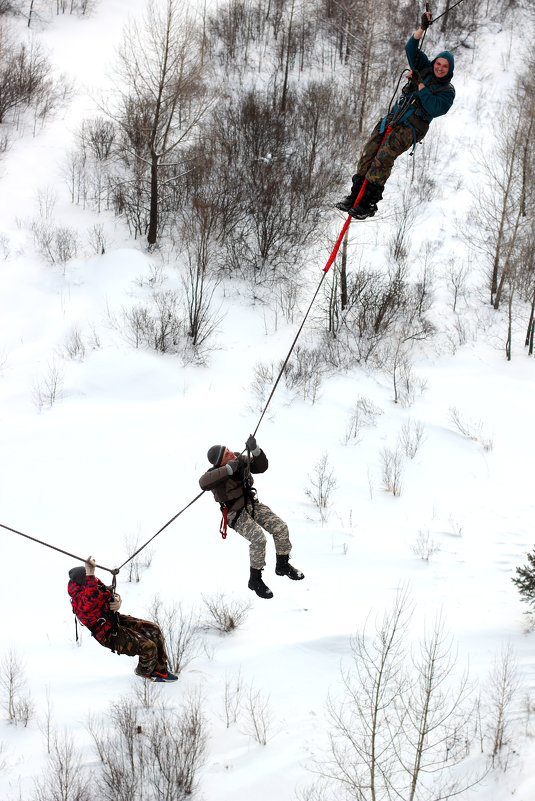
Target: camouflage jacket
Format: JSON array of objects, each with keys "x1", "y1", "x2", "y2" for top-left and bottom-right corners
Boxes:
[
  {"x1": 68, "y1": 575, "x2": 114, "y2": 642},
  {"x1": 199, "y1": 449, "x2": 268, "y2": 511}
]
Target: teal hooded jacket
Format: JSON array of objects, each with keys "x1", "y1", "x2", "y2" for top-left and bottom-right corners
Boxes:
[{"x1": 403, "y1": 35, "x2": 455, "y2": 128}]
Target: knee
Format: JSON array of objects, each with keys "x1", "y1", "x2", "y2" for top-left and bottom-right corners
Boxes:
[{"x1": 251, "y1": 529, "x2": 267, "y2": 548}]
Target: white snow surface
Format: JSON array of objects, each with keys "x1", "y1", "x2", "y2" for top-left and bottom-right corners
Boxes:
[{"x1": 0, "y1": 1, "x2": 534, "y2": 800}]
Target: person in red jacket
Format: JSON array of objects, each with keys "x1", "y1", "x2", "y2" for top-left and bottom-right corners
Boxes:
[{"x1": 68, "y1": 556, "x2": 177, "y2": 682}]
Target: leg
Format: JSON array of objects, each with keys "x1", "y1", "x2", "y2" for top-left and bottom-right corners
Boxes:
[
  {"x1": 101, "y1": 615, "x2": 166, "y2": 676},
  {"x1": 230, "y1": 505, "x2": 268, "y2": 569},
  {"x1": 250, "y1": 501, "x2": 292, "y2": 556},
  {"x1": 252, "y1": 502, "x2": 304, "y2": 580},
  {"x1": 364, "y1": 124, "x2": 415, "y2": 186},
  {"x1": 355, "y1": 119, "x2": 387, "y2": 176},
  {"x1": 229, "y1": 504, "x2": 273, "y2": 599}
]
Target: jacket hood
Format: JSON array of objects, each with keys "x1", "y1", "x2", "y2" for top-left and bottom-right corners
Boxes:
[{"x1": 433, "y1": 50, "x2": 454, "y2": 80}]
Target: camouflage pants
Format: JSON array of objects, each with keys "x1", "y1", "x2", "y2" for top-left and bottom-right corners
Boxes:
[
  {"x1": 100, "y1": 614, "x2": 168, "y2": 676},
  {"x1": 356, "y1": 118, "x2": 423, "y2": 186},
  {"x1": 228, "y1": 500, "x2": 292, "y2": 569}
]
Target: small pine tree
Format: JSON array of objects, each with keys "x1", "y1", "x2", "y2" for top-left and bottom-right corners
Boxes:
[{"x1": 512, "y1": 549, "x2": 535, "y2": 607}]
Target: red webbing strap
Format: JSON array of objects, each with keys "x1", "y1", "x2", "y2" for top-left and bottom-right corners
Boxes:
[
  {"x1": 323, "y1": 126, "x2": 392, "y2": 274},
  {"x1": 220, "y1": 506, "x2": 228, "y2": 539}
]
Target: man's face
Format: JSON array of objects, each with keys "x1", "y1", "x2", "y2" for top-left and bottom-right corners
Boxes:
[
  {"x1": 434, "y1": 57, "x2": 449, "y2": 78},
  {"x1": 220, "y1": 447, "x2": 236, "y2": 466}
]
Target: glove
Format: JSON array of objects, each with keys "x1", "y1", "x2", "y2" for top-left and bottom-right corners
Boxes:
[
  {"x1": 109, "y1": 593, "x2": 122, "y2": 612},
  {"x1": 226, "y1": 457, "x2": 241, "y2": 475},
  {"x1": 85, "y1": 556, "x2": 96, "y2": 576},
  {"x1": 246, "y1": 434, "x2": 257, "y2": 452},
  {"x1": 411, "y1": 69, "x2": 423, "y2": 85},
  {"x1": 420, "y1": 12, "x2": 431, "y2": 29}
]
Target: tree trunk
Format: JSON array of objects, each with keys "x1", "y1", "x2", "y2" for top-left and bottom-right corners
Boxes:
[
  {"x1": 340, "y1": 229, "x2": 348, "y2": 310},
  {"x1": 147, "y1": 150, "x2": 159, "y2": 246}
]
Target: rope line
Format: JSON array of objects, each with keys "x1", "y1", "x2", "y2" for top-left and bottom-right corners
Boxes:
[
  {"x1": 0, "y1": 522, "x2": 117, "y2": 575},
  {"x1": 115, "y1": 491, "x2": 205, "y2": 570}
]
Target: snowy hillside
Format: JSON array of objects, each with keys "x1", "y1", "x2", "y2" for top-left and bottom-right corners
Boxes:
[{"x1": 1, "y1": 1, "x2": 535, "y2": 800}]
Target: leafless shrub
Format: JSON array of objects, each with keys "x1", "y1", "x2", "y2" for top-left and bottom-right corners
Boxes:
[
  {"x1": 132, "y1": 674, "x2": 161, "y2": 709},
  {"x1": 91, "y1": 692, "x2": 207, "y2": 800},
  {"x1": 0, "y1": 232, "x2": 10, "y2": 259},
  {"x1": 149, "y1": 597, "x2": 202, "y2": 675},
  {"x1": 411, "y1": 530, "x2": 440, "y2": 561},
  {"x1": 31, "y1": 220, "x2": 79, "y2": 267},
  {"x1": 79, "y1": 116, "x2": 115, "y2": 160},
  {"x1": 87, "y1": 223, "x2": 107, "y2": 255},
  {"x1": 282, "y1": 345, "x2": 327, "y2": 404},
  {"x1": 123, "y1": 534, "x2": 152, "y2": 583},
  {"x1": 39, "y1": 687, "x2": 54, "y2": 754},
  {"x1": 148, "y1": 693, "x2": 207, "y2": 798},
  {"x1": 305, "y1": 452, "x2": 337, "y2": 523},
  {"x1": 122, "y1": 290, "x2": 184, "y2": 354},
  {"x1": 37, "y1": 186, "x2": 56, "y2": 219},
  {"x1": 343, "y1": 396, "x2": 383, "y2": 444},
  {"x1": 33, "y1": 359, "x2": 63, "y2": 409},
  {"x1": 34, "y1": 732, "x2": 91, "y2": 801},
  {"x1": 63, "y1": 326, "x2": 86, "y2": 361},
  {"x1": 398, "y1": 418, "x2": 425, "y2": 459},
  {"x1": 276, "y1": 277, "x2": 300, "y2": 324},
  {"x1": 242, "y1": 683, "x2": 274, "y2": 746},
  {"x1": 449, "y1": 406, "x2": 493, "y2": 451},
  {"x1": 445, "y1": 258, "x2": 470, "y2": 312},
  {"x1": 249, "y1": 361, "x2": 276, "y2": 413},
  {"x1": 380, "y1": 445, "x2": 404, "y2": 496},
  {"x1": 222, "y1": 669, "x2": 243, "y2": 728},
  {"x1": 387, "y1": 187, "x2": 420, "y2": 267},
  {"x1": 201, "y1": 592, "x2": 252, "y2": 633},
  {"x1": 485, "y1": 643, "x2": 520, "y2": 764},
  {"x1": 0, "y1": 648, "x2": 34, "y2": 725}
]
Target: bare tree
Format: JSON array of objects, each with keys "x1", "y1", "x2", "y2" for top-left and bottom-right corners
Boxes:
[
  {"x1": 486, "y1": 642, "x2": 520, "y2": 764},
  {"x1": 202, "y1": 592, "x2": 252, "y2": 633},
  {"x1": 149, "y1": 596, "x2": 202, "y2": 674},
  {"x1": 0, "y1": 649, "x2": 29, "y2": 723},
  {"x1": 309, "y1": 590, "x2": 486, "y2": 800},
  {"x1": 109, "y1": 0, "x2": 212, "y2": 245},
  {"x1": 34, "y1": 732, "x2": 91, "y2": 801},
  {"x1": 305, "y1": 452, "x2": 337, "y2": 522}
]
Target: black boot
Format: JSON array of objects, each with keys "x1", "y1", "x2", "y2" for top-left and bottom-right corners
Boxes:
[
  {"x1": 275, "y1": 554, "x2": 305, "y2": 580},
  {"x1": 335, "y1": 174, "x2": 365, "y2": 212},
  {"x1": 248, "y1": 567, "x2": 274, "y2": 599},
  {"x1": 348, "y1": 181, "x2": 384, "y2": 220}
]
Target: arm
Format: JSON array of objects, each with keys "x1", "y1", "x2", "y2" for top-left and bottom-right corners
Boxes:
[
  {"x1": 417, "y1": 83, "x2": 455, "y2": 118},
  {"x1": 71, "y1": 576, "x2": 112, "y2": 618},
  {"x1": 405, "y1": 34, "x2": 431, "y2": 72},
  {"x1": 250, "y1": 449, "x2": 268, "y2": 474},
  {"x1": 199, "y1": 463, "x2": 240, "y2": 491}
]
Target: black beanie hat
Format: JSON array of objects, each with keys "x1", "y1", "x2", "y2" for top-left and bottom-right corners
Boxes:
[
  {"x1": 207, "y1": 444, "x2": 225, "y2": 467},
  {"x1": 69, "y1": 566, "x2": 87, "y2": 586}
]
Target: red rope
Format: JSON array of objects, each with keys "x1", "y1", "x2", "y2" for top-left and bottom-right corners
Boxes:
[
  {"x1": 220, "y1": 506, "x2": 228, "y2": 539},
  {"x1": 323, "y1": 125, "x2": 392, "y2": 273}
]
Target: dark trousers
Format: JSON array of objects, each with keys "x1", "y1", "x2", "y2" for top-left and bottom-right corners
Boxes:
[
  {"x1": 100, "y1": 614, "x2": 168, "y2": 676},
  {"x1": 356, "y1": 118, "x2": 422, "y2": 186}
]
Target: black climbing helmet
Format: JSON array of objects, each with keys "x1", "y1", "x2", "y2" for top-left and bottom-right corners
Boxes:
[
  {"x1": 68, "y1": 566, "x2": 87, "y2": 586},
  {"x1": 207, "y1": 445, "x2": 225, "y2": 467}
]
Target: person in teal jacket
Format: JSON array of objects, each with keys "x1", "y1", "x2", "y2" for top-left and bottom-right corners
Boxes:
[{"x1": 336, "y1": 11, "x2": 455, "y2": 220}]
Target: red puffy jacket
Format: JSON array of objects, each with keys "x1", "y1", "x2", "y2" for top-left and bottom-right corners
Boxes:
[{"x1": 68, "y1": 575, "x2": 114, "y2": 642}]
